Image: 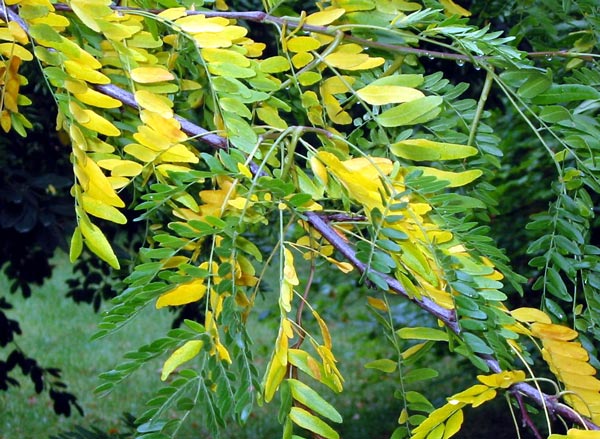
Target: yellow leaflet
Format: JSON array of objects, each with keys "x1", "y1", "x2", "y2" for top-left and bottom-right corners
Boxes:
[
  {"x1": 80, "y1": 109, "x2": 120, "y2": 136},
  {"x1": 531, "y1": 322, "x2": 578, "y2": 341},
  {"x1": 75, "y1": 88, "x2": 122, "y2": 109},
  {"x1": 0, "y1": 43, "x2": 33, "y2": 61},
  {"x1": 542, "y1": 349, "x2": 596, "y2": 375},
  {"x1": 357, "y1": 85, "x2": 424, "y2": 106},
  {"x1": 237, "y1": 163, "x2": 252, "y2": 178},
  {"x1": 98, "y1": 159, "x2": 143, "y2": 177},
  {"x1": 160, "y1": 144, "x2": 199, "y2": 163},
  {"x1": 561, "y1": 373, "x2": 600, "y2": 391},
  {"x1": 292, "y1": 52, "x2": 314, "y2": 69},
  {"x1": 64, "y1": 59, "x2": 110, "y2": 84},
  {"x1": 510, "y1": 307, "x2": 551, "y2": 324},
  {"x1": 305, "y1": 8, "x2": 345, "y2": 26},
  {"x1": 160, "y1": 340, "x2": 203, "y2": 381},
  {"x1": 81, "y1": 194, "x2": 127, "y2": 224},
  {"x1": 134, "y1": 126, "x2": 172, "y2": 151},
  {"x1": 256, "y1": 105, "x2": 287, "y2": 129},
  {"x1": 476, "y1": 370, "x2": 526, "y2": 389},
  {"x1": 316, "y1": 151, "x2": 384, "y2": 210},
  {"x1": 543, "y1": 339, "x2": 589, "y2": 361},
  {"x1": 320, "y1": 75, "x2": 356, "y2": 95},
  {"x1": 413, "y1": 167, "x2": 483, "y2": 188},
  {"x1": 8, "y1": 21, "x2": 28, "y2": 44},
  {"x1": 202, "y1": 47, "x2": 250, "y2": 66},
  {"x1": 64, "y1": 79, "x2": 88, "y2": 95},
  {"x1": 443, "y1": 409, "x2": 464, "y2": 439},
  {"x1": 70, "y1": 0, "x2": 112, "y2": 32},
  {"x1": 325, "y1": 52, "x2": 384, "y2": 70},
  {"x1": 440, "y1": 0, "x2": 471, "y2": 17},
  {"x1": 411, "y1": 403, "x2": 463, "y2": 439},
  {"x1": 97, "y1": 20, "x2": 142, "y2": 41},
  {"x1": 78, "y1": 158, "x2": 124, "y2": 207},
  {"x1": 141, "y1": 110, "x2": 187, "y2": 141},
  {"x1": 312, "y1": 310, "x2": 332, "y2": 349},
  {"x1": 566, "y1": 429, "x2": 600, "y2": 438},
  {"x1": 390, "y1": 139, "x2": 478, "y2": 161},
  {"x1": 323, "y1": 93, "x2": 351, "y2": 125},
  {"x1": 401, "y1": 342, "x2": 427, "y2": 360},
  {"x1": 130, "y1": 66, "x2": 175, "y2": 83},
  {"x1": 156, "y1": 279, "x2": 207, "y2": 308},
  {"x1": 263, "y1": 351, "x2": 287, "y2": 402},
  {"x1": 174, "y1": 15, "x2": 227, "y2": 33},
  {"x1": 343, "y1": 156, "x2": 394, "y2": 178},
  {"x1": 134, "y1": 90, "x2": 173, "y2": 117},
  {"x1": 79, "y1": 219, "x2": 120, "y2": 269},
  {"x1": 158, "y1": 7, "x2": 187, "y2": 20},
  {"x1": 367, "y1": 296, "x2": 388, "y2": 312},
  {"x1": 287, "y1": 36, "x2": 321, "y2": 53}
]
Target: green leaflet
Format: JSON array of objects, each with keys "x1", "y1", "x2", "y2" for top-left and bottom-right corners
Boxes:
[
  {"x1": 390, "y1": 139, "x2": 478, "y2": 161},
  {"x1": 364, "y1": 358, "x2": 397, "y2": 373},
  {"x1": 532, "y1": 84, "x2": 600, "y2": 104},
  {"x1": 289, "y1": 407, "x2": 339, "y2": 439},
  {"x1": 287, "y1": 379, "x2": 342, "y2": 423},
  {"x1": 377, "y1": 96, "x2": 443, "y2": 127},
  {"x1": 397, "y1": 327, "x2": 449, "y2": 342}
]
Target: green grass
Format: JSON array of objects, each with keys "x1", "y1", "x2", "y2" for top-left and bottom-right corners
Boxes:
[
  {"x1": 0, "y1": 253, "x2": 173, "y2": 438},
  {"x1": 1, "y1": 252, "x2": 515, "y2": 439}
]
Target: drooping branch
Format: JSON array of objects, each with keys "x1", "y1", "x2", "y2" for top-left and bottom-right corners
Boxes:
[
  {"x1": 4, "y1": 3, "x2": 600, "y2": 432},
  {"x1": 49, "y1": 3, "x2": 596, "y2": 63}
]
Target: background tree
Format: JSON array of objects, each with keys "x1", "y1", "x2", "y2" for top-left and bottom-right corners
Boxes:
[{"x1": 2, "y1": 0, "x2": 600, "y2": 438}]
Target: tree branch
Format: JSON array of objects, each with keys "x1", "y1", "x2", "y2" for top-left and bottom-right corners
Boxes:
[{"x1": 4, "y1": 3, "x2": 600, "y2": 432}]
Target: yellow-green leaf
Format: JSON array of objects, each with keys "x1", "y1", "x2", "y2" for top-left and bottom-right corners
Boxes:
[
  {"x1": 390, "y1": 139, "x2": 478, "y2": 161},
  {"x1": 364, "y1": 358, "x2": 397, "y2": 373},
  {"x1": 289, "y1": 407, "x2": 339, "y2": 439},
  {"x1": 397, "y1": 327, "x2": 449, "y2": 341},
  {"x1": 260, "y1": 56, "x2": 290, "y2": 73},
  {"x1": 156, "y1": 279, "x2": 207, "y2": 308},
  {"x1": 81, "y1": 194, "x2": 127, "y2": 224},
  {"x1": 566, "y1": 429, "x2": 600, "y2": 438},
  {"x1": 161, "y1": 340, "x2": 203, "y2": 381},
  {"x1": 69, "y1": 226, "x2": 83, "y2": 262},
  {"x1": 413, "y1": 167, "x2": 483, "y2": 188},
  {"x1": 377, "y1": 96, "x2": 443, "y2": 127},
  {"x1": 287, "y1": 379, "x2": 342, "y2": 423},
  {"x1": 80, "y1": 219, "x2": 120, "y2": 269},
  {"x1": 357, "y1": 85, "x2": 424, "y2": 105}
]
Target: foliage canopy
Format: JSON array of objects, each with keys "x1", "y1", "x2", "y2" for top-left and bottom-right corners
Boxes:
[{"x1": 2, "y1": 0, "x2": 600, "y2": 437}]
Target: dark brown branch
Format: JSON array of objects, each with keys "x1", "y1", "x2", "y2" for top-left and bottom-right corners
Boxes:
[{"x1": 305, "y1": 212, "x2": 460, "y2": 332}]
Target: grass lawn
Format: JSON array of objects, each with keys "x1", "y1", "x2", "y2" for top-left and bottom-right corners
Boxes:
[{"x1": 1, "y1": 251, "x2": 514, "y2": 438}]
